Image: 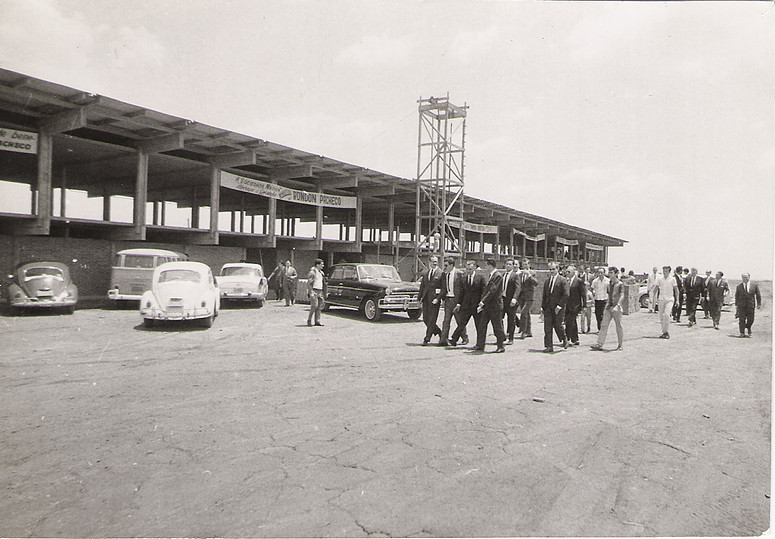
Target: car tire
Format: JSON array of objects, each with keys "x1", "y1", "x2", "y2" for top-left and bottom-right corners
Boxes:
[
  {"x1": 362, "y1": 298, "x2": 382, "y2": 322},
  {"x1": 639, "y1": 295, "x2": 649, "y2": 309},
  {"x1": 200, "y1": 314, "x2": 214, "y2": 328},
  {"x1": 407, "y1": 308, "x2": 422, "y2": 320},
  {"x1": 65, "y1": 305, "x2": 75, "y2": 315},
  {"x1": 321, "y1": 302, "x2": 330, "y2": 312},
  {"x1": 256, "y1": 299, "x2": 264, "y2": 308},
  {"x1": 143, "y1": 318, "x2": 155, "y2": 328}
]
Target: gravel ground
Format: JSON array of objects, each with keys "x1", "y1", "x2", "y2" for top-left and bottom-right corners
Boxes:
[{"x1": 0, "y1": 295, "x2": 770, "y2": 537}]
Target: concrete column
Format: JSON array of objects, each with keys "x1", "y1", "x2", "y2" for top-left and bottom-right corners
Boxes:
[
  {"x1": 103, "y1": 187, "x2": 111, "y2": 221},
  {"x1": 209, "y1": 166, "x2": 220, "y2": 241},
  {"x1": 35, "y1": 131, "x2": 53, "y2": 233},
  {"x1": 59, "y1": 166, "x2": 67, "y2": 218},
  {"x1": 134, "y1": 149, "x2": 148, "y2": 238}
]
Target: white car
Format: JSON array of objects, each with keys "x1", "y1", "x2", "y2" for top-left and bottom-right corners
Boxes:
[
  {"x1": 140, "y1": 261, "x2": 220, "y2": 328},
  {"x1": 216, "y1": 263, "x2": 268, "y2": 307}
]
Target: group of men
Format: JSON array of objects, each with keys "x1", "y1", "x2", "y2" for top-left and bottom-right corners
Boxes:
[
  {"x1": 646, "y1": 266, "x2": 762, "y2": 338},
  {"x1": 268, "y1": 260, "x2": 298, "y2": 306}
]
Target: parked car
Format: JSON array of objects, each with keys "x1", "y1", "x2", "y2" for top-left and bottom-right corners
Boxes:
[
  {"x1": 7, "y1": 261, "x2": 78, "y2": 314},
  {"x1": 324, "y1": 263, "x2": 421, "y2": 321},
  {"x1": 216, "y1": 263, "x2": 268, "y2": 306},
  {"x1": 140, "y1": 261, "x2": 220, "y2": 328}
]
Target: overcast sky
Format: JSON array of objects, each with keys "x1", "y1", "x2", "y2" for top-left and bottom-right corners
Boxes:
[{"x1": 1, "y1": 0, "x2": 773, "y2": 279}]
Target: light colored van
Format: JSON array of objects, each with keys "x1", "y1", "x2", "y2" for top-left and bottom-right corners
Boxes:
[{"x1": 108, "y1": 248, "x2": 187, "y2": 302}]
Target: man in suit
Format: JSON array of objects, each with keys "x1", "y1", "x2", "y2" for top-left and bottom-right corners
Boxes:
[
  {"x1": 706, "y1": 271, "x2": 729, "y2": 330},
  {"x1": 735, "y1": 273, "x2": 762, "y2": 337},
  {"x1": 564, "y1": 265, "x2": 586, "y2": 346},
  {"x1": 418, "y1": 255, "x2": 443, "y2": 345},
  {"x1": 475, "y1": 258, "x2": 506, "y2": 353},
  {"x1": 501, "y1": 258, "x2": 521, "y2": 345},
  {"x1": 701, "y1": 270, "x2": 713, "y2": 319},
  {"x1": 684, "y1": 267, "x2": 704, "y2": 327},
  {"x1": 438, "y1": 257, "x2": 465, "y2": 346},
  {"x1": 672, "y1": 265, "x2": 684, "y2": 322},
  {"x1": 541, "y1": 262, "x2": 569, "y2": 353},
  {"x1": 450, "y1": 260, "x2": 484, "y2": 347},
  {"x1": 517, "y1": 258, "x2": 539, "y2": 339},
  {"x1": 281, "y1": 260, "x2": 298, "y2": 306}
]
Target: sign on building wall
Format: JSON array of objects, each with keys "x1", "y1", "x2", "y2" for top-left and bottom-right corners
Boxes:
[
  {"x1": 586, "y1": 242, "x2": 604, "y2": 251},
  {"x1": 0, "y1": 128, "x2": 38, "y2": 154},
  {"x1": 514, "y1": 229, "x2": 545, "y2": 242},
  {"x1": 447, "y1": 216, "x2": 499, "y2": 235},
  {"x1": 555, "y1": 236, "x2": 579, "y2": 246},
  {"x1": 221, "y1": 171, "x2": 357, "y2": 209}
]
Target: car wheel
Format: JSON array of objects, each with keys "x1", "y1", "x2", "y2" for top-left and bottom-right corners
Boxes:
[
  {"x1": 143, "y1": 318, "x2": 155, "y2": 328},
  {"x1": 321, "y1": 302, "x2": 330, "y2": 312},
  {"x1": 200, "y1": 314, "x2": 214, "y2": 328},
  {"x1": 407, "y1": 308, "x2": 422, "y2": 320},
  {"x1": 362, "y1": 298, "x2": 382, "y2": 322},
  {"x1": 639, "y1": 294, "x2": 649, "y2": 309},
  {"x1": 256, "y1": 299, "x2": 264, "y2": 308},
  {"x1": 65, "y1": 305, "x2": 75, "y2": 315}
]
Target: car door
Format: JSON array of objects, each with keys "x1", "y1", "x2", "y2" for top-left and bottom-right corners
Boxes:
[
  {"x1": 325, "y1": 266, "x2": 345, "y2": 305},
  {"x1": 340, "y1": 265, "x2": 361, "y2": 307}
]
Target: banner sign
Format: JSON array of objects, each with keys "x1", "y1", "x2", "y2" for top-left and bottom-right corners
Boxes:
[
  {"x1": 586, "y1": 242, "x2": 604, "y2": 251},
  {"x1": 555, "y1": 236, "x2": 579, "y2": 246},
  {"x1": 514, "y1": 229, "x2": 545, "y2": 242},
  {"x1": 447, "y1": 217, "x2": 498, "y2": 235},
  {"x1": 221, "y1": 171, "x2": 357, "y2": 209},
  {"x1": 0, "y1": 128, "x2": 37, "y2": 154}
]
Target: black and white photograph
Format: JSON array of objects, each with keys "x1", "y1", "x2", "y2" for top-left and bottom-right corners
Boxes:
[{"x1": 0, "y1": 1, "x2": 772, "y2": 536}]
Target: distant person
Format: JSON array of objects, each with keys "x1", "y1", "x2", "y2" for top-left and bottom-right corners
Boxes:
[
  {"x1": 706, "y1": 271, "x2": 729, "y2": 330},
  {"x1": 419, "y1": 255, "x2": 443, "y2": 345},
  {"x1": 647, "y1": 267, "x2": 659, "y2": 313},
  {"x1": 591, "y1": 267, "x2": 624, "y2": 351},
  {"x1": 672, "y1": 265, "x2": 685, "y2": 322},
  {"x1": 541, "y1": 262, "x2": 569, "y2": 353},
  {"x1": 439, "y1": 257, "x2": 465, "y2": 346},
  {"x1": 450, "y1": 260, "x2": 483, "y2": 347},
  {"x1": 517, "y1": 258, "x2": 538, "y2": 339},
  {"x1": 564, "y1": 265, "x2": 586, "y2": 346},
  {"x1": 684, "y1": 268, "x2": 704, "y2": 327},
  {"x1": 701, "y1": 270, "x2": 713, "y2": 319},
  {"x1": 501, "y1": 259, "x2": 520, "y2": 344},
  {"x1": 306, "y1": 259, "x2": 326, "y2": 326},
  {"x1": 590, "y1": 267, "x2": 609, "y2": 332},
  {"x1": 281, "y1": 260, "x2": 297, "y2": 306},
  {"x1": 579, "y1": 285, "x2": 594, "y2": 334},
  {"x1": 735, "y1": 273, "x2": 762, "y2": 338},
  {"x1": 655, "y1": 265, "x2": 678, "y2": 339},
  {"x1": 475, "y1": 259, "x2": 506, "y2": 353},
  {"x1": 268, "y1": 263, "x2": 284, "y2": 301}
]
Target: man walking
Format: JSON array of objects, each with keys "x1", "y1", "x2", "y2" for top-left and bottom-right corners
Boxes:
[
  {"x1": 706, "y1": 271, "x2": 729, "y2": 330},
  {"x1": 735, "y1": 273, "x2": 762, "y2": 337},
  {"x1": 564, "y1": 265, "x2": 586, "y2": 346},
  {"x1": 419, "y1": 255, "x2": 443, "y2": 345},
  {"x1": 591, "y1": 267, "x2": 624, "y2": 351},
  {"x1": 475, "y1": 259, "x2": 506, "y2": 353},
  {"x1": 590, "y1": 267, "x2": 609, "y2": 332},
  {"x1": 541, "y1": 262, "x2": 569, "y2": 353},
  {"x1": 306, "y1": 259, "x2": 326, "y2": 327},
  {"x1": 450, "y1": 260, "x2": 483, "y2": 347},
  {"x1": 281, "y1": 260, "x2": 298, "y2": 306},
  {"x1": 501, "y1": 259, "x2": 520, "y2": 345},
  {"x1": 517, "y1": 258, "x2": 538, "y2": 339},
  {"x1": 701, "y1": 270, "x2": 713, "y2": 319},
  {"x1": 672, "y1": 265, "x2": 684, "y2": 322},
  {"x1": 439, "y1": 257, "x2": 465, "y2": 346},
  {"x1": 655, "y1": 265, "x2": 678, "y2": 339},
  {"x1": 684, "y1": 268, "x2": 703, "y2": 327},
  {"x1": 647, "y1": 266, "x2": 659, "y2": 313}
]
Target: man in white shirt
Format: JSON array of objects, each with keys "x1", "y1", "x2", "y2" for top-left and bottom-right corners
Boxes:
[
  {"x1": 655, "y1": 265, "x2": 678, "y2": 339},
  {"x1": 647, "y1": 267, "x2": 659, "y2": 313},
  {"x1": 306, "y1": 259, "x2": 326, "y2": 326},
  {"x1": 589, "y1": 267, "x2": 609, "y2": 332}
]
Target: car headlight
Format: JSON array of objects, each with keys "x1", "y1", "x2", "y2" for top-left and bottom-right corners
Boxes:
[
  {"x1": 145, "y1": 300, "x2": 152, "y2": 308},
  {"x1": 201, "y1": 300, "x2": 207, "y2": 307},
  {"x1": 385, "y1": 287, "x2": 392, "y2": 295}
]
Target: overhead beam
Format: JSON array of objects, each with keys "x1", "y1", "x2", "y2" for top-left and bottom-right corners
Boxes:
[
  {"x1": 268, "y1": 164, "x2": 313, "y2": 180},
  {"x1": 40, "y1": 108, "x2": 86, "y2": 134},
  {"x1": 359, "y1": 184, "x2": 396, "y2": 197},
  {"x1": 322, "y1": 175, "x2": 360, "y2": 189},
  {"x1": 135, "y1": 132, "x2": 185, "y2": 154},
  {"x1": 207, "y1": 150, "x2": 257, "y2": 169}
]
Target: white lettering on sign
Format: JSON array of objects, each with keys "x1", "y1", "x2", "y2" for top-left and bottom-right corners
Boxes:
[
  {"x1": 447, "y1": 216, "x2": 499, "y2": 235},
  {"x1": 0, "y1": 128, "x2": 38, "y2": 154},
  {"x1": 221, "y1": 171, "x2": 357, "y2": 209}
]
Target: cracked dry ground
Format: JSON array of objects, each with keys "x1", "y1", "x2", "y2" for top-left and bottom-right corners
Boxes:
[{"x1": 0, "y1": 297, "x2": 770, "y2": 537}]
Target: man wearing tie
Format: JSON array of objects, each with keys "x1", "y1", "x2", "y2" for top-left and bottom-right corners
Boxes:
[
  {"x1": 684, "y1": 267, "x2": 704, "y2": 327},
  {"x1": 419, "y1": 255, "x2": 443, "y2": 345},
  {"x1": 475, "y1": 259, "x2": 506, "y2": 353},
  {"x1": 564, "y1": 265, "x2": 586, "y2": 346},
  {"x1": 517, "y1": 258, "x2": 539, "y2": 339},
  {"x1": 439, "y1": 257, "x2": 465, "y2": 346},
  {"x1": 706, "y1": 271, "x2": 729, "y2": 330},
  {"x1": 450, "y1": 260, "x2": 484, "y2": 347},
  {"x1": 541, "y1": 262, "x2": 569, "y2": 353},
  {"x1": 501, "y1": 259, "x2": 521, "y2": 345},
  {"x1": 735, "y1": 273, "x2": 762, "y2": 337}
]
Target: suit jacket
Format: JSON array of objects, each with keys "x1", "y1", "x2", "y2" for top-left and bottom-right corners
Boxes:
[
  {"x1": 503, "y1": 270, "x2": 520, "y2": 306},
  {"x1": 480, "y1": 271, "x2": 504, "y2": 312},
  {"x1": 735, "y1": 282, "x2": 761, "y2": 310},
  {"x1": 706, "y1": 278, "x2": 729, "y2": 304},
  {"x1": 419, "y1": 266, "x2": 443, "y2": 303},
  {"x1": 460, "y1": 272, "x2": 485, "y2": 312},
  {"x1": 566, "y1": 276, "x2": 587, "y2": 313},
  {"x1": 440, "y1": 269, "x2": 465, "y2": 305},
  {"x1": 684, "y1": 275, "x2": 704, "y2": 300},
  {"x1": 542, "y1": 274, "x2": 569, "y2": 314},
  {"x1": 517, "y1": 271, "x2": 539, "y2": 302}
]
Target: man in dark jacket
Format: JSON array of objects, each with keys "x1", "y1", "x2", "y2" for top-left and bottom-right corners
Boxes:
[
  {"x1": 542, "y1": 262, "x2": 569, "y2": 352},
  {"x1": 517, "y1": 258, "x2": 539, "y2": 339},
  {"x1": 450, "y1": 260, "x2": 484, "y2": 347},
  {"x1": 684, "y1": 268, "x2": 704, "y2": 327},
  {"x1": 418, "y1": 255, "x2": 443, "y2": 345},
  {"x1": 501, "y1": 258, "x2": 521, "y2": 344},
  {"x1": 564, "y1": 264, "x2": 587, "y2": 346},
  {"x1": 735, "y1": 273, "x2": 762, "y2": 337},
  {"x1": 439, "y1": 257, "x2": 465, "y2": 346},
  {"x1": 475, "y1": 259, "x2": 506, "y2": 353}
]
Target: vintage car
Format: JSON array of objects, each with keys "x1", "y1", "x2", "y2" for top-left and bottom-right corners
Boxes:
[
  {"x1": 139, "y1": 261, "x2": 220, "y2": 328},
  {"x1": 216, "y1": 263, "x2": 268, "y2": 306},
  {"x1": 7, "y1": 261, "x2": 78, "y2": 314},
  {"x1": 108, "y1": 248, "x2": 187, "y2": 303},
  {"x1": 324, "y1": 263, "x2": 421, "y2": 321}
]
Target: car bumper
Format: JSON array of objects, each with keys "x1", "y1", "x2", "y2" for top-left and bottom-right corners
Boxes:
[
  {"x1": 220, "y1": 291, "x2": 265, "y2": 300},
  {"x1": 11, "y1": 297, "x2": 77, "y2": 308},
  {"x1": 108, "y1": 289, "x2": 142, "y2": 301},
  {"x1": 378, "y1": 297, "x2": 421, "y2": 311},
  {"x1": 141, "y1": 307, "x2": 213, "y2": 320}
]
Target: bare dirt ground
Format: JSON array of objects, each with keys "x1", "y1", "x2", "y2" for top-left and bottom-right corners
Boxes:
[{"x1": 0, "y1": 292, "x2": 770, "y2": 537}]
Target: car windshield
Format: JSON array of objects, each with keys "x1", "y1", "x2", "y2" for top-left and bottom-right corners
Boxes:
[
  {"x1": 158, "y1": 269, "x2": 201, "y2": 283},
  {"x1": 357, "y1": 265, "x2": 401, "y2": 281},
  {"x1": 221, "y1": 267, "x2": 261, "y2": 277},
  {"x1": 23, "y1": 267, "x2": 64, "y2": 281},
  {"x1": 123, "y1": 255, "x2": 156, "y2": 268}
]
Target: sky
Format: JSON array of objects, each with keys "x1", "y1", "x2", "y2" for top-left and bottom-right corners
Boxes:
[{"x1": 0, "y1": 0, "x2": 773, "y2": 279}]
